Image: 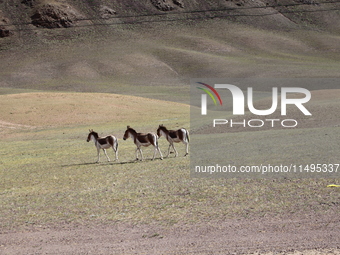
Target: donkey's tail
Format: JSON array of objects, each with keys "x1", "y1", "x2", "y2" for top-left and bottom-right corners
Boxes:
[
  {"x1": 115, "y1": 139, "x2": 119, "y2": 152},
  {"x1": 185, "y1": 129, "x2": 190, "y2": 143}
]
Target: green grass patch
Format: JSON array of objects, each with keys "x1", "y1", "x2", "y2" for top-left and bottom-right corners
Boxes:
[{"x1": 1, "y1": 125, "x2": 339, "y2": 231}]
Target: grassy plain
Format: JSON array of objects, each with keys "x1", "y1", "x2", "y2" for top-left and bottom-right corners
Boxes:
[
  {"x1": 0, "y1": 91, "x2": 339, "y2": 232},
  {"x1": 0, "y1": 18, "x2": 340, "y2": 254}
]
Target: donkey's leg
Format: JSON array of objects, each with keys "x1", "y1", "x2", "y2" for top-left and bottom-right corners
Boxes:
[
  {"x1": 152, "y1": 146, "x2": 157, "y2": 160},
  {"x1": 166, "y1": 140, "x2": 178, "y2": 158},
  {"x1": 96, "y1": 148, "x2": 101, "y2": 163},
  {"x1": 108, "y1": 136, "x2": 118, "y2": 161},
  {"x1": 154, "y1": 143, "x2": 163, "y2": 160},
  {"x1": 138, "y1": 147, "x2": 144, "y2": 161},
  {"x1": 181, "y1": 130, "x2": 189, "y2": 157},
  {"x1": 166, "y1": 144, "x2": 172, "y2": 157},
  {"x1": 103, "y1": 149, "x2": 111, "y2": 162},
  {"x1": 172, "y1": 143, "x2": 178, "y2": 157},
  {"x1": 113, "y1": 146, "x2": 118, "y2": 161},
  {"x1": 158, "y1": 146, "x2": 163, "y2": 160},
  {"x1": 135, "y1": 146, "x2": 144, "y2": 161},
  {"x1": 184, "y1": 141, "x2": 189, "y2": 156},
  {"x1": 112, "y1": 141, "x2": 118, "y2": 161}
]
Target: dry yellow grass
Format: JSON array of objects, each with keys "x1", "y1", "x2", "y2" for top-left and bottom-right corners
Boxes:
[{"x1": 0, "y1": 92, "x2": 189, "y2": 129}]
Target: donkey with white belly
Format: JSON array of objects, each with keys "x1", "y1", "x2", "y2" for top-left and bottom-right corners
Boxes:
[
  {"x1": 87, "y1": 129, "x2": 118, "y2": 163},
  {"x1": 123, "y1": 126, "x2": 163, "y2": 161},
  {"x1": 157, "y1": 124, "x2": 189, "y2": 157}
]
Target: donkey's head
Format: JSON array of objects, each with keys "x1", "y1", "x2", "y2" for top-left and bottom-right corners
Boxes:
[
  {"x1": 123, "y1": 126, "x2": 132, "y2": 140},
  {"x1": 87, "y1": 129, "x2": 98, "y2": 142},
  {"x1": 157, "y1": 124, "x2": 167, "y2": 137}
]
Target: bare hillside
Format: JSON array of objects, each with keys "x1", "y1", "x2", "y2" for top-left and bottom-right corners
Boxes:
[
  {"x1": 1, "y1": 0, "x2": 340, "y2": 101},
  {"x1": 2, "y1": 0, "x2": 340, "y2": 42}
]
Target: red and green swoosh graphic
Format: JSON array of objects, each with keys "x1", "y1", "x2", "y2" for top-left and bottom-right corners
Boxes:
[{"x1": 197, "y1": 82, "x2": 223, "y2": 106}]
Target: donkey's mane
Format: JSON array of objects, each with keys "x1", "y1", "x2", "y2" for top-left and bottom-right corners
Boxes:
[
  {"x1": 127, "y1": 126, "x2": 137, "y2": 133},
  {"x1": 90, "y1": 131, "x2": 99, "y2": 138},
  {"x1": 158, "y1": 125, "x2": 168, "y2": 131}
]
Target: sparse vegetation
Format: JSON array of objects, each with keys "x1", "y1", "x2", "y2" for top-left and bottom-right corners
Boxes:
[
  {"x1": 0, "y1": 91, "x2": 339, "y2": 232},
  {"x1": 0, "y1": 0, "x2": 340, "y2": 253}
]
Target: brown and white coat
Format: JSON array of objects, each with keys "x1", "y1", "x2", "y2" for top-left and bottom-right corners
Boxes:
[
  {"x1": 123, "y1": 126, "x2": 163, "y2": 161},
  {"x1": 157, "y1": 124, "x2": 189, "y2": 157},
  {"x1": 87, "y1": 129, "x2": 118, "y2": 162}
]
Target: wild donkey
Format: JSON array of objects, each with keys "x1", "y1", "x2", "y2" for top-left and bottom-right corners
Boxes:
[
  {"x1": 87, "y1": 129, "x2": 118, "y2": 163},
  {"x1": 123, "y1": 126, "x2": 163, "y2": 161},
  {"x1": 157, "y1": 124, "x2": 189, "y2": 157}
]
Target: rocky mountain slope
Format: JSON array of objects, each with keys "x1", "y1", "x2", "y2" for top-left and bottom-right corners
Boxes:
[
  {"x1": 1, "y1": 0, "x2": 340, "y2": 98},
  {"x1": 1, "y1": 0, "x2": 340, "y2": 40}
]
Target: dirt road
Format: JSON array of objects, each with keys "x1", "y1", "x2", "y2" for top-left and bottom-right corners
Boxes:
[{"x1": 1, "y1": 213, "x2": 339, "y2": 254}]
